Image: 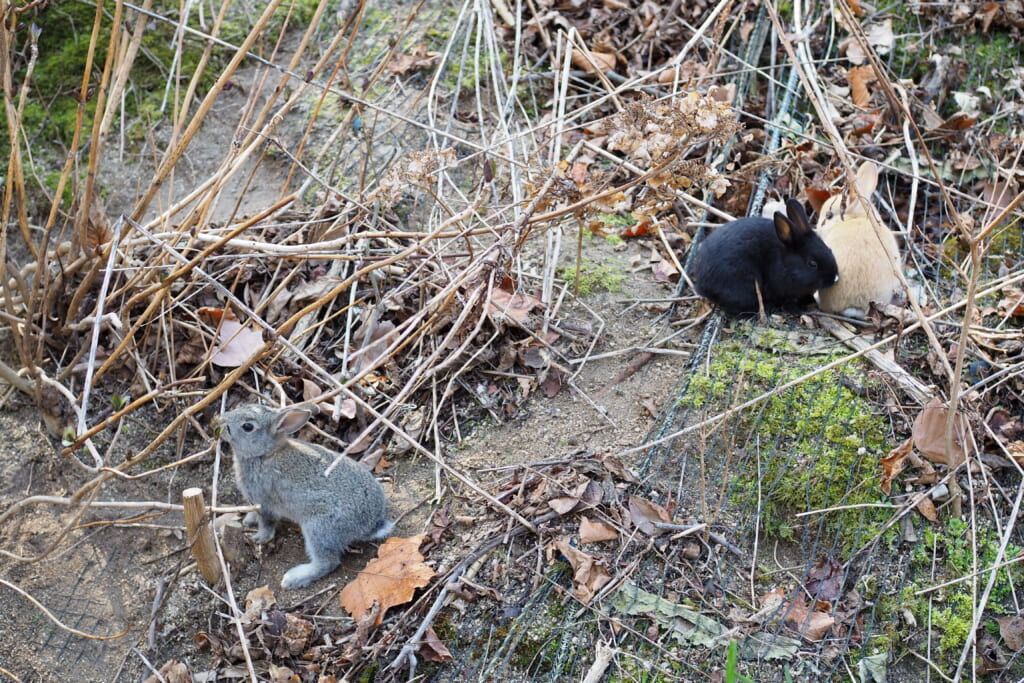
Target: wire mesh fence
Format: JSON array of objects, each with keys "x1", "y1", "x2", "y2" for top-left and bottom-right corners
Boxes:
[{"x1": 1, "y1": 0, "x2": 1023, "y2": 681}]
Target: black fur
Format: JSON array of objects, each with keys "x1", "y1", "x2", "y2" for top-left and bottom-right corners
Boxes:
[{"x1": 689, "y1": 199, "x2": 838, "y2": 316}]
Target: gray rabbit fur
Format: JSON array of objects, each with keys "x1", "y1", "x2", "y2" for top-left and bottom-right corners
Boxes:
[{"x1": 219, "y1": 403, "x2": 393, "y2": 589}]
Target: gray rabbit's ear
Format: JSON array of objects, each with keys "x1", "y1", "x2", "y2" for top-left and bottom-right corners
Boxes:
[{"x1": 275, "y1": 409, "x2": 312, "y2": 435}]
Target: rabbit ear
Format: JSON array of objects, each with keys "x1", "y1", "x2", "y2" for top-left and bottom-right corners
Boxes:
[
  {"x1": 854, "y1": 161, "x2": 878, "y2": 197},
  {"x1": 775, "y1": 198, "x2": 812, "y2": 245},
  {"x1": 274, "y1": 409, "x2": 312, "y2": 435}
]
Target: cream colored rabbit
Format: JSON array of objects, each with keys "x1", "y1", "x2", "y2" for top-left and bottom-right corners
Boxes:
[{"x1": 815, "y1": 161, "x2": 903, "y2": 318}]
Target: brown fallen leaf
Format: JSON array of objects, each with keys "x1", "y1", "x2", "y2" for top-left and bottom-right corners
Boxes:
[
  {"x1": 596, "y1": 452, "x2": 640, "y2": 483},
  {"x1": 580, "y1": 516, "x2": 619, "y2": 544},
  {"x1": 1007, "y1": 441, "x2": 1024, "y2": 468},
  {"x1": 142, "y1": 660, "x2": 191, "y2": 683},
  {"x1": 570, "y1": 47, "x2": 618, "y2": 74},
  {"x1": 418, "y1": 625, "x2": 455, "y2": 662},
  {"x1": 651, "y1": 251, "x2": 680, "y2": 283},
  {"x1": 81, "y1": 189, "x2": 112, "y2": 249},
  {"x1": 553, "y1": 538, "x2": 612, "y2": 604},
  {"x1": 806, "y1": 187, "x2": 833, "y2": 214},
  {"x1": 488, "y1": 288, "x2": 543, "y2": 324},
  {"x1": 386, "y1": 43, "x2": 440, "y2": 74},
  {"x1": 879, "y1": 438, "x2": 913, "y2": 495},
  {"x1": 913, "y1": 398, "x2": 969, "y2": 466},
  {"x1": 996, "y1": 615, "x2": 1024, "y2": 650},
  {"x1": 804, "y1": 557, "x2": 844, "y2": 602},
  {"x1": 268, "y1": 664, "x2": 300, "y2": 683},
  {"x1": 265, "y1": 610, "x2": 315, "y2": 658},
  {"x1": 847, "y1": 65, "x2": 876, "y2": 108},
  {"x1": 916, "y1": 495, "x2": 939, "y2": 522},
  {"x1": 539, "y1": 368, "x2": 564, "y2": 398},
  {"x1": 340, "y1": 534, "x2": 435, "y2": 626},
  {"x1": 784, "y1": 594, "x2": 835, "y2": 642},
  {"x1": 242, "y1": 585, "x2": 276, "y2": 625},
  {"x1": 211, "y1": 318, "x2": 264, "y2": 368},
  {"x1": 628, "y1": 495, "x2": 671, "y2": 536}
]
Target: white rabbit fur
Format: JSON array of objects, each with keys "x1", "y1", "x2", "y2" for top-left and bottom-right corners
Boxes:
[
  {"x1": 815, "y1": 161, "x2": 903, "y2": 319},
  {"x1": 219, "y1": 403, "x2": 393, "y2": 589}
]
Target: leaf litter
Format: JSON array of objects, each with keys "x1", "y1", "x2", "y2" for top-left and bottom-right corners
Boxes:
[{"x1": 3, "y1": 0, "x2": 1024, "y2": 679}]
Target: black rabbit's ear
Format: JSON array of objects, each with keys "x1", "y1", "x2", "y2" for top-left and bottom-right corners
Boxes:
[
  {"x1": 275, "y1": 408, "x2": 312, "y2": 435},
  {"x1": 773, "y1": 211, "x2": 797, "y2": 246},
  {"x1": 784, "y1": 198, "x2": 814, "y2": 237}
]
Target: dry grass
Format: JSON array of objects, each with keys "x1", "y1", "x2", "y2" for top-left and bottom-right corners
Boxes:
[{"x1": 2, "y1": 0, "x2": 1024, "y2": 680}]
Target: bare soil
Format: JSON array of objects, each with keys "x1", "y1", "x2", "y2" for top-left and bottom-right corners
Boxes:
[{"x1": 0, "y1": 225, "x2": 691, "y2": 680}]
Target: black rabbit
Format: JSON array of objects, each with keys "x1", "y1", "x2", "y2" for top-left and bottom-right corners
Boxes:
[{"x1": 689, "y1": 198, "x2": 839, "y2": 316}]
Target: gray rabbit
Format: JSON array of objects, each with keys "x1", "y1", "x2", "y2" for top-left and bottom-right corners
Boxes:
[{"x1": 218, "y1": 403, "x2": 393, "y2": 589}]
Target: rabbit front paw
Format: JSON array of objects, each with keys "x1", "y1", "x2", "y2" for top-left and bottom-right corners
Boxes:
[
  {"x1": 242, "y1": 511, "x2": 261, "y2": 527},
  {"x1": 281, "y1": 561, "x2": 334, "y2": 589},
  {"x1": 252, "y1": 527, "x2": 276, "y2": 544}
]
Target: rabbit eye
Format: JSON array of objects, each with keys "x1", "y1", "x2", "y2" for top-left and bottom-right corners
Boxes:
[
  {"x1": 242, "y1": 422, "x2": 255, "y2": 432},
  {"x1": 808, "y1": 258, "x2": 818, "y2": 269}
]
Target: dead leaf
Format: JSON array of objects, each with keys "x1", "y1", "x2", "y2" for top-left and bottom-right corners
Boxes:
[
  {"x1": 879, "y1": 438, "x2": 913, "y2": 495},
  {"x1": 620, "y1": 220, "x2": 654, "y2": 237},
  {"x1": 81, "y1": 190, "x2": 112, "y2": 249},
  {"x1": 913, "y1": 398, "x2": 969, "y2": 466},
  {"x1": 242, "y1": 585, "x2": 276, "y2": 624},
  {"x1": 628, "y1": 495, "x2": 671, "y2": 536},
  {"x1": 916, "y1": 495, "x2": 939, "y2": 522},
  {"x1": 264, "y1": 610, "x2": 316, "y2": 657},
  {"x1": 597, "y1": 453, "x2": 640, "y2": 483},
  {"x1": 784, "y1": 594, "x2": 835, "y2": 642},
  {"x1": 1007, "y1": 441, "x2": 1024, "y2": 468},
  {"x1": 571, "y1": 47, "x2": 618, "y2": 74},
  {"x1": 806, "y1": 187, "x2": 833, "y2": 214},
  {"x1": 996, "y1": 615, "x2": 1024, "y2": 650},
  {"x1": 539, "y1": 368, "x2": 564, "y2": 398},
  {"x1": 339, "y1": 398, "x2": 358, "y2": 420},
  {"x1": 353, "y1": 320, "x2": 398, "y2": 375},
  {"x1": 580, "y1": 516, "x2": 619, "y2": 543},
  {"x1": 841, "y1": 20, "x2": 893, "y2": 64},
  {"x1": 847, "y1": 65, "x2": 875, "y2": 108},
  {"x1": 267, "y1": 664, "x2": 299, "y2": 683},
  {"x1": 978, "y1": 1, "x2": 1002, "y2": 33},
  {"x1": 142, "y1": 660, "x2": 191, "y2": 683},
  {"x1": 340, "y1": 535, "x2": 435, "y2": 626},
  {"x1": 981, "y1": 178, "x2": 1019, "y2": 212},
  {"x1": 863, "y1": 20, "x2": 894, "y2": 54},
  {"x1": 650, "y1": 249, "x2": 680, "y2": 283},
  {"x1": 549, "y1": 480, "x2": 603, "y2": 515},
  {"x1": 418, "y1": 626, "x2": 454, "y2": 662},
  {"x1": 386, "y1": 43, "x2": 440, "y2": 74},
  {"x1": 488, "y1": 288, "x2": 542, "y2": 324},
  {"x1": 570, "y1": 161, "x2": 589, "y2": 185},
  {"x1": 211, "y1": 318, "x2": 264, "y2": 368},
  {"x1": 804, "y1": 557, "x2": 844, "y2": 602},
  {"x1": 553, "y1": 538, "x2": 612, "y2": 604}
]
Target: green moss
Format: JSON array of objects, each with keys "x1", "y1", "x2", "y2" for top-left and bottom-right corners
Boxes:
[
  {"x1": 558, "y1": 261, "x2": 627, "y2": 296},
  {"x1": 1, "y1": 3, "x2": 222, "y2": 212},
  {"x1": 680, "y1": 332, "x2": 891, "y2": 550}
]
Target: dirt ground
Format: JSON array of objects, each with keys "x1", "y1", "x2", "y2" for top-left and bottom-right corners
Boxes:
[{"x1": 0, "y1": 219, "x2": 693, "y2": 680}]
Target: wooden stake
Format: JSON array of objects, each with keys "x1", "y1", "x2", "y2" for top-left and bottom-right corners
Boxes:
[{"x1": 182, "y1": 487, "x2": 222, "y2": 584}]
